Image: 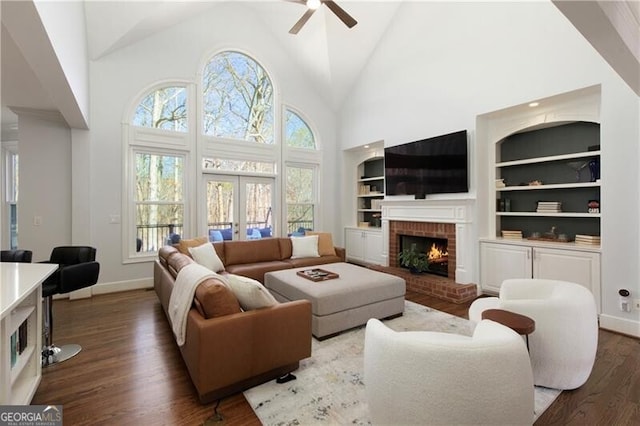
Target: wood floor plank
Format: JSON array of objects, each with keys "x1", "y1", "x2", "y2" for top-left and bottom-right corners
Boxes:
[{"x1": 32, "y1": 289, "x2": 639, "y2": 425}]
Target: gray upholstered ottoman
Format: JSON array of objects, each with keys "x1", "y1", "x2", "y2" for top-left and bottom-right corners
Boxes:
[{"x1": 265, "y1": 262, "x2": 406, "y2": 339}]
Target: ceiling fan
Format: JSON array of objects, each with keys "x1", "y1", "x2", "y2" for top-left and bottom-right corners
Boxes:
[{"x1": 286, "y1": 0, "x2": 358, "y2": 35}]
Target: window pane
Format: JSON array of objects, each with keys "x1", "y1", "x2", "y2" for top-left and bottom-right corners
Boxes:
[
  {"x1": 287, "y1": 204, "x2": 313, "y2": 234},
  {"x1": 135, "y1": 153, "x2": 184, "y2": 202},
  {"x1": 202, "y1": 157, "x2": 275, "y2": 174},
  {"x1": 203, "y1": 51, "x2": 274, "y2": 143},
  {"x1": 135, "y1": 204, "x2": 184, "y2": 252},
  {"x1": 285, "y1": 110, "x2": 315, "y2": 149},
  {"x1": 286, "y1": 166, "x2": 314, "y2": 203},
  {"x1": 133, "y1": 87, "x2": 187, "y2": 132}
]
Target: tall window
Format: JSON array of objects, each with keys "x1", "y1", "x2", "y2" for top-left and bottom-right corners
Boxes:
[
  {"x1": 5, "y1": 152, "x2": 18, "y2": 249},
  {"x1": 134, "y1": 152, "x2": 185, "y2": 252},
  {"x1": 285, "y1": 109, "x2": 315, "y2": 149},
  {"x1": 133, "y1": 86, "x2": 187, "y2": 131},
  {"x1": 286, "y1": 165, "x2": 316, "y2": 234},
  {"x1": 202, "y1": 51, "x2": 274, "y2": 143}
]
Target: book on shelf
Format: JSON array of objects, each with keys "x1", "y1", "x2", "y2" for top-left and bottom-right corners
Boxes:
[
  {"x1": 536, "y1": 201, "x2": 562, "y2": 213},
  {"x1": 501, "y1": 230, "x2": 523, "y2": 239},
  {"x1": 575, "y1": 234, "x2": 601, "y2": 245}
]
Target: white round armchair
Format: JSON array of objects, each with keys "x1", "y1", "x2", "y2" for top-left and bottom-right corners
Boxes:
[
  {"x1": 468, "y1": 279, "x2": 598, "y2": 390},
  {"x1": 363, "y1": 318, "x2": 534, "y2": 425}
]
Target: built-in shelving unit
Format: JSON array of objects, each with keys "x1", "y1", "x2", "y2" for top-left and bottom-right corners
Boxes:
[
  {"x1": 1, "y1": 263, "x2": 57, "y2": 405},
  {"x1": 495, "y1": 121, "x2": 601, "y2": 240},
  {"x1": 356, "y1": 157, "x2": 384, "y2": 228}
]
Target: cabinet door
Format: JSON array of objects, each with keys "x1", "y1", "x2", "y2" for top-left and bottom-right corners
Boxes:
[
  {"x1": 363, "y1": 231, "x2": 383, "y2": 265},
  {"x1": 533, "y1": 247, "x2": 601, "y2": 311},
  {"x1": 345, "y1": 229, "x2": 364, "y2": 262},
  {"x1": 480, "y1": 243, "x2": 532, "y2": 294}
]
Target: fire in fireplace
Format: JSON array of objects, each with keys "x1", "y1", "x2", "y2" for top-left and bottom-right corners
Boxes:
[{"x1": 399, "y1": 235, "x2": 449, "y2": 277}]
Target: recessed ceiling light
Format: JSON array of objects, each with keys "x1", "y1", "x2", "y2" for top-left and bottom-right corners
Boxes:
[
  {"x1": 529, "y1": 102, "x2": 539, "y2": 107},
  {"x1": 364, "y1": 145, "x2": 370, "y2": 149}
]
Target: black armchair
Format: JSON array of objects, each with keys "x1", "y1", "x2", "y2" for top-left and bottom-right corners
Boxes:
[
  {"x1": 41, "y1": 246, "x2": 100, "y2": 366},
  {"x1": 0, "y1": 249, "x2": 33, "y2": 263}
]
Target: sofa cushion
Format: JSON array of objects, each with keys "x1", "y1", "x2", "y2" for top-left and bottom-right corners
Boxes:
[
  {"x1": 291, "y1": 235, "x2": 320, "y2": 259},
  {"x1": 189, "y1": 243, "x2": 225, "y2": 272},
  {"x1": 226, "y1": 274, "x2": 278, "y2": 311},
  {"x1": 223, "y1": 238, "x2": 284, "y2": 265},
  {"x1": 194, "y1": 277, "x2": 242, "y2": 319},
  {"x1": 224, "y1": 261, "x2": 291, "y2": 284},
  {"x1": 305, "y1": 232, "x2": 337, "y2": 256},
  {"x1": 178, "y1": 236, "x2": 209, "y2": 255},
  {"x1": 285, "y1": 255, "x2": 343, "y2": 268}
]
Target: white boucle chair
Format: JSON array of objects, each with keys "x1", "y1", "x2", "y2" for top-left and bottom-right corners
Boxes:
[
  {"x1": 364, "y1": 318, "x2": 534, "y2": 426},
  {"x1": 468, "y1": 278, "x2": 598, "y2": 390}
]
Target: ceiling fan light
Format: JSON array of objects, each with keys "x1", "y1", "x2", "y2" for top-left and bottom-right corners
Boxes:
[{"x1": 307, "y1": 0, "x2": 321, "y2": 10}]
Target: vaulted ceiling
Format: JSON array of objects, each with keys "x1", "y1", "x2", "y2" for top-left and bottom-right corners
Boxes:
[{"x1": 1, "y1": 0, "x2": 639, "y2": 136}]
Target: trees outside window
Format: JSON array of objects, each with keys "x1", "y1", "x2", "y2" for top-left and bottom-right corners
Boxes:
[
  {"x1": 134, "y1": 152, "x2": 184, "y2": 252},
  {"x1": 286, "y1": 165, "x2": 315, "y2": 234},
  {"x1": 133, "y1": 86, "x2": 187, "y2": 131},
  {"x1": 285, "y1": 109, "x2": 315, "y2": 149},
  {"x1": 203, "y1": 51, "x2": 274, "y2": 144}
]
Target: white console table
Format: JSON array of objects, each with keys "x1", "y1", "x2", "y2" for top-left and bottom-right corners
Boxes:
[{"x1": 0, "y1": 263, "x2": 57, "y2": 404}]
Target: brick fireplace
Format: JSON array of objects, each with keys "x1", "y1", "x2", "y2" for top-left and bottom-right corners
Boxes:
[
  {"x1": 373, "y1": 198, "x2": 478, "y2": 304},
  {"x1": 389, "y1": 221, "x2": 456, "y2": 279}
]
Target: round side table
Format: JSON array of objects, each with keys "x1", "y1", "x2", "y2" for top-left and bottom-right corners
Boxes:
[{"x1": 481, "y1": 309, "x2": 535, "y2": 351}]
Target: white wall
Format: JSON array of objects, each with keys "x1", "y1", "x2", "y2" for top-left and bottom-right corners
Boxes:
[
  {"x1": 88, "y1": 2, "x2": 338, "y2": 287},
  {"x1": 17, "y1": 112, "x2": 72, "y2": 260},
  {"x1": 338, "y1": 2, "x2": 640, "y2": 336},
  {"x1": 34, "y1": 0, "x2": 90, "y2": 127}
]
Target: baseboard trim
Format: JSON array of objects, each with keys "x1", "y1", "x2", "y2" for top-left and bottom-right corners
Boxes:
[
  {"x1": 599, "y1": 314, "x2": 640, "y2": 338},
  {"x1": 91, "y1": 278, "x2": 154, "y2": 296}
]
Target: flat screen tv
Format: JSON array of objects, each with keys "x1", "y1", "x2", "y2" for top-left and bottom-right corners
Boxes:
[{"x1": 384, "y1": 130, "x2": 468, "y2": 198}]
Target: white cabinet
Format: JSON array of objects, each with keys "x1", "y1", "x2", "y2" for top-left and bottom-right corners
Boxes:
[
  {"x1": 480, "y1": 243, "x2": 532, "y2": 293},
  {"x1": 480, "y1": 240, "x2": 601, "y2": 312},
  {"x1": 1, "y1": 263, "x2": 57, "y2": 404},
  {"x1": 345, "y1": 227, "x2": 383, "y2": 265}
]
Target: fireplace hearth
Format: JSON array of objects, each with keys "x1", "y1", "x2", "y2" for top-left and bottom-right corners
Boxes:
[{"x1": 399, "y1": 235, "x2": 449, "y2": 277}]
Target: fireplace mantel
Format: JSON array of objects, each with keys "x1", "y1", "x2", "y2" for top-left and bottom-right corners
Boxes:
[{"x1": 381, "y1": 197, "x2": 475, "y2": 284}]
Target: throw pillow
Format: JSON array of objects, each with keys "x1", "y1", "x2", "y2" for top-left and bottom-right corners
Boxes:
[
  {"x1": 177, "y1": 236, "x2": 208, "y2": 255},
  {"x1": 226, "y1": 274, "x2": 278, "y2": 311},
  {"x1": 290, "y1": 235, "x2": 320, "y2": 259},
  {"x1": 305, "y1": 231, "x2": 337, "y2": 256},
  {"x1": 194, "y1": 277, "x2": 241, "y2": 319},
  {"x1": 188, "y1": 243, "x2": 225, "y2": 273}
]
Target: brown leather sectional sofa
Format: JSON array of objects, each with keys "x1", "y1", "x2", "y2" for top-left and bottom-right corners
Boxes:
[{"x1": 153, "y1": 237, "x2": 345, "y2": 403}]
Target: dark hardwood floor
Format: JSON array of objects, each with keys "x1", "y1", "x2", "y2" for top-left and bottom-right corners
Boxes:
[{"x1": 33, "y1": 289, "x2": 639, "y2": 425}]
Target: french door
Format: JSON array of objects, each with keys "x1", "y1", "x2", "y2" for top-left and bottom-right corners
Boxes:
[{"x1": 204, "y1": 175, "x2": 274, "y2": 241}]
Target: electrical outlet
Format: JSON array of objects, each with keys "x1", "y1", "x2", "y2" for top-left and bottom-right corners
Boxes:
[{"x1": 634, "y1": 299, "x2": 640, "y2": 311}]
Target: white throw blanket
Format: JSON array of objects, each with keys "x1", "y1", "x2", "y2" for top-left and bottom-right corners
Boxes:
[{"x1": 169, "y1": 263, "x2": 217, "y2": 346}]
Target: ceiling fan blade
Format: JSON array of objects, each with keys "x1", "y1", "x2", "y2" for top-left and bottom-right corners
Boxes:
[
  {"x1": 323, "y1": 1, "x2": 357, "y2": 28},
  {"x1": 289, "y1": 8, "x2": 316, "y2": 34}
]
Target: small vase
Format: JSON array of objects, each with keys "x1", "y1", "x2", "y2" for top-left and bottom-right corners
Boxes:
[{"x1": 588, "y1": 158, "x2": 600, "y2": 182}]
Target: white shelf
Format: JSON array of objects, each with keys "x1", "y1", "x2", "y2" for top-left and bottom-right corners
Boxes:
[
  {"x1": 497, "y1": 181, "x2": 600, "y2": 191},
  {"x1": 9, "y1": 306, "x2": 34, "y2": 335},
  {"x1": 357, "y1": 193, "x2": 384, "y2": 197},
  {"x1": 358, "y1": 175, "x2": 384, "y2": 182},
  {"x1": 10, "y1": 345, "x2": 36, "y2": 386},
  {"x1": 497, "y1": 212, "x2": 601, "y2": 218},
  {"x1": 496, "y1": 150, "x2": 600, "y2": 167}
]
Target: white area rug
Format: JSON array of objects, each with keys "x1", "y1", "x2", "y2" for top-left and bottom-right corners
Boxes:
[{"x1": 244, "y1": 301, "x2": 561, "y2": 425}]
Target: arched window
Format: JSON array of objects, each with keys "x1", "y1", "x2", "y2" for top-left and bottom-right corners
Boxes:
[
  {"x1": 132, "y1": 86, "x2": 187, "y2": 132},
  {"x1": 285, "y1": 109, "x2": 315, "y2": 149},
  {"x1": 202, "y1": 51, "x2": 274, "y2": 143}
]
